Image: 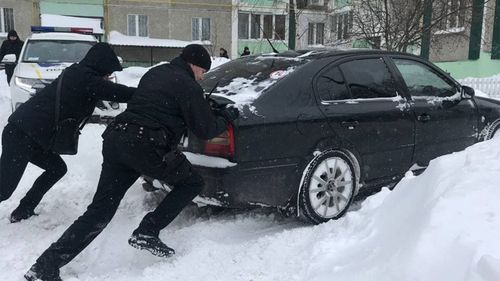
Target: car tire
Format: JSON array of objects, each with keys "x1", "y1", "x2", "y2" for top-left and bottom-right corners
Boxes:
[
  {"x1": 485, "y1": 119, "x2": 500, "y2": 140},
  {"x1": 298, "y1": 149, "x2": 358, "y2": 224}
]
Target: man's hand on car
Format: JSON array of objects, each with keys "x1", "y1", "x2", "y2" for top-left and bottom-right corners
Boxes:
[{"x1": 219, "y1": 107, "x2": 239, "y2": 122}]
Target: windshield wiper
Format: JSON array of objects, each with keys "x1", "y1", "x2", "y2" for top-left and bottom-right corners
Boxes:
[{"x1": 205, "y1": 81, "x2": 220, "y2": 100}]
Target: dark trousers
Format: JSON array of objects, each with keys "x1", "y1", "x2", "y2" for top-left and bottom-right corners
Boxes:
[
  {"x1": 36, "y1": 127, "x2": 204, "y2": 270},
  {"x1": 5, "y1": 64, "x2": 15, "y2": 85},
  {"x1": 0, "y1": 123, "x2": 67, "y2": 209}
]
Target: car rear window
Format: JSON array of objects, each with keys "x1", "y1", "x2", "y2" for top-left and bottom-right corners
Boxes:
[{"x1": 201, "y1": 55, "x2": 310, "y2": 106}]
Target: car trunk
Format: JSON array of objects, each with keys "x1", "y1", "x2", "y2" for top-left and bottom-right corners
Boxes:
[{"x1": 181, "y1": 54, "x2": 311, "y2": 164}]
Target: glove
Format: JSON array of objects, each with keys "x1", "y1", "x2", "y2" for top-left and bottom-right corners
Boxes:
[{"x1": 219, "y1": 107, "x2": 239, "y2": 122}]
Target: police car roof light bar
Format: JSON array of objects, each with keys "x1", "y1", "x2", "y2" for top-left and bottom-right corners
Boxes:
[{"x1": 31, "y1": 26, "x2": 94, "y2": 34}]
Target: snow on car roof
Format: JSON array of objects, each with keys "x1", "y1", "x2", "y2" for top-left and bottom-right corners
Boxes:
[{"x1": 29, "y1": 32, "x2": 98, "y2": 42}]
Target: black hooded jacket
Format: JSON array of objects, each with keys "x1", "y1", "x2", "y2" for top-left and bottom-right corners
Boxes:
[
  {"x1": 8, "y1": 43, "x2": 136, "y2": 150},
  {"x1": 0, "y1": 30, "x2": 24, "y2": 62},
  {"x1": 115, "y1": 56, "x2": 227, "y2": 145}
]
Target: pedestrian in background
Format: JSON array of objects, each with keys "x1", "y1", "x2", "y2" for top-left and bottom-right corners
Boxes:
[
  {"x1": 241, "y1": 46, "x2": 251, "y2": 56},
  {"x1": 219, "y1": 47, "x2": 229, "y2": 58},
  {"x1": 0, "y1": 30, "x2": 24, "y2": 84}
]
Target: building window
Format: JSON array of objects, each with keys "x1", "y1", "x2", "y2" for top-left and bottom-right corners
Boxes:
[
  {"x1": 251, "y1": 14, "x2": 261, "y2": 39},
  {"x1": 308, "y1": 23, "x2": 315, "y2": 45},
  {"x1": 0, "y1": 8, "x2": 14, "y2": 34},
  {"x1": 127, "y1": 14, "x2": 148, "y2": 37},
  {"x1": 316, "y1": 23, "x2": 324, "y2": 44},
  {"x1": 263, "y1": 15, "x2": 273, "y2": 39},
  {"x1": 437, "y1": 0, "x2": 466, "y2": 31},
  {"x1": 238, "y1": 13, "x2": 249, "y2": 39},
  {"x1": 275, "y1": 15, "x2": 286, "y2": 40},
  {"x1": 308, "y1": 23, "x2": 324, "y2": 45},
  {"x1": 309, "y1": 0, "x2": 323, "y2": 5},
  {"x1": 192, "y1": 17, "x2": 210, "y2": 41},
  {"x1": 240, "y1": 13, "x2": 286, "y2": 40},
  {"x1": 332, "y1": 11, "x2": 352, "y2": 40}
]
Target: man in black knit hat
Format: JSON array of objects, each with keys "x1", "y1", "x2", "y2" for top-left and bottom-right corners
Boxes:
[{"x1": 25, "y1": 44, "x2": 239, "y2": 281}]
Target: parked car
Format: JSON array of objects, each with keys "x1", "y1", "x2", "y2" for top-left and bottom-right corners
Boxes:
[{"x1": 149, "y1": 49, "x2": 500, "y2": 224}]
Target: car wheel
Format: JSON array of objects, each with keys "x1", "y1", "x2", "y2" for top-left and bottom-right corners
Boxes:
[
  {"x1": 490, "y1": 125, "x2": 500, "y2": 139},
  {"x1": 298, "y1": 149, "x2": 357, "y2": 224},
  {"x1": 484, "y1": 119, "x2": 500, "y2": 140}
]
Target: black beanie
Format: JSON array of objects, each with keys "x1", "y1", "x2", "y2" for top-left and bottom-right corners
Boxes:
[
  {"x1": 7, "y1": 30, "x2": 18, "y2": 38},
  {"x1": 181, "y1": 44, "x2": 212, "y2": 71}
]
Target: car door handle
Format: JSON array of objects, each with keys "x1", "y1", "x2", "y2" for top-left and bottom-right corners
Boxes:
[
  {"x1": 341, "y1": 121, "x2": 359, "y2": 129},
  {"x1": 417, "y1": 114, "x2": 431, "y2": 122}
]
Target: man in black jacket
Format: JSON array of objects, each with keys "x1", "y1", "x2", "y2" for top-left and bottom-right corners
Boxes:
[
  {"x1": 0, "y1": 43, "x2": 135, "y2": 224},
  {"x1": 0, "y1": 30, "x2": 24, "y2": 84},
  {"x1": 25, "y1": 44, "x2": 238, "y2": 281}
]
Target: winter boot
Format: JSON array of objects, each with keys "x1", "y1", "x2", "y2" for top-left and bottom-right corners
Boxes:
[
  {"x1": 24, "y1": 263, "x2": 62, "y2": 281},
  {"x1": 128, "y1": 233, "x2": 175, "y2": 258},
  {"x1": 10, "y1": 205, "x2": 37, "y2": 223}
]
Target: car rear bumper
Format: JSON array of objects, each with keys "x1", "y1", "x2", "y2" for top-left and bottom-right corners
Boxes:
[{"x1": 187, "y1": 154, "x2": 302, "y2": 208}]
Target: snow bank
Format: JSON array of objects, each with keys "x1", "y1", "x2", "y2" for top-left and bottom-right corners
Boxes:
[
  {"x1": 115, "y1": 58, "x2": 230, "y2": 88},
  {"x1": 305, "y1": 137, "x2": 500, "y2": 281},
  {"x1": 211, "y1": 57, "x2": 230, "y2": 70},
  {"x1": 108, "y1": 31, "x2": 210, "y2": 48}
]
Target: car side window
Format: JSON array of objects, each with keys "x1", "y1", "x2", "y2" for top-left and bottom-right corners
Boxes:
[
  {"x1": 317, "y1": 66, "x2": 350, "y2": 101},
  {"x1": 339, "y1": 58, "x2": 397, "y2": 99},
  {"x1": 393, "y1": 59, "x2": 457, "y2": 98}
]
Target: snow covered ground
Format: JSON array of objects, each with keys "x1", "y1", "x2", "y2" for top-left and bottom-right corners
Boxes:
[{"x1": 1, "y1": 69, "x2": 500, "y2": 281}]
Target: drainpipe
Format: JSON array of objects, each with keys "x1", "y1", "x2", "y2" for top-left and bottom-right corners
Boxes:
[
  {"x1": 468, "y1": 0, "x2": 485, "y2": 60},
  {"x1": 491, "y1": 0, "x2": 500, "y2": 59},
  {"x1": 289, "y1": 0, "x2": 296, "y2": 50},
  {"x1": 420, "y1": 0, "x2": 432, "y2": 60},
  {"x1": 103, "y1": 0, "x2": 109, "y2": 42}
]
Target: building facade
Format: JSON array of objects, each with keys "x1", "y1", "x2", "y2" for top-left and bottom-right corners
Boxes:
[
  {"x1": 324, "y1": 0, "x2": 500, "y2": 79},
  {"x1": 295, "y1": 0, "x2": 331, "y2": 50},
  {"x1": 431, "y1": 0, "x2": 500, "y2": 78},
  {"x1": 234, "y1": 0, "x2": 289, "y2": 57},
  {"x1": 0, "y1": 0, "x2": 36, "y2": 41},
  {"x1": 106, "y1": 0, "x2": 232, "y2": 64}
]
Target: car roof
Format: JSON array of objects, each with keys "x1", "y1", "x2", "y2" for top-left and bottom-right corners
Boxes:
[
  {"x1": 28, "y1": 32, "x2": 98, "y2": 42},
  {"x1": 256, "y1": 48, "x2": 420, "y2": 61}
]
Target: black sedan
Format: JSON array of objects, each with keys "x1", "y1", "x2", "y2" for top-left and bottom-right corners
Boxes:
[{"x1": 152, "y1": 49, "x2": 500, "y2": 224}]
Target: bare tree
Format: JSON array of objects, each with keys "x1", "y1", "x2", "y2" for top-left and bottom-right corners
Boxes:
[{"x1": 347, "y1": 0, "x2": 486, "y2": 52}]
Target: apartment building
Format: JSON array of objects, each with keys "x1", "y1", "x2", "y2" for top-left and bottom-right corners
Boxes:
[
  {"x1": 0, "y1": 0, "x2": 36, "y2": 41},
  {"x1": 106, "y1": 0, "x2": 232, "y2": 64},
  {"x1": 235, "y1": 0, "x2": 289, "y2": 57}
]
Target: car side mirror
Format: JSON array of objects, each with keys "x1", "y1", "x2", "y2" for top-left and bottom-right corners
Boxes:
[
  {"x1": 461, "y1": 85, "x2": 475, "y2": 99},
  {"x1": 1, "y1": 54, "x2": 16, "y2": 64},
  {"x1": 117, "y1": 56, "x2": 123, "y2": 64}
]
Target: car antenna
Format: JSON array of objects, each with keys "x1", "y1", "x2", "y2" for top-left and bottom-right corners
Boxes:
[
  {"x1": 266, "y1": 37, "x2": 279, "y2": 54},
  {"x1": 250, "y1": 14, "x2": 279, "y2": 53},
  {"x1": 206, "y1": 81, "x2": 220, "y2": 100}
]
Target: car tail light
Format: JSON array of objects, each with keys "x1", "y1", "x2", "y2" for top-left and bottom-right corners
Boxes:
[{"x1": 204, "y1": 123, "x2": 235, "y2": 158}]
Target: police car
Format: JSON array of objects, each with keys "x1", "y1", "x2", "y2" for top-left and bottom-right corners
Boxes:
[{"x1": 9, "y1": 26, "x2": 122, "y2": 120}]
